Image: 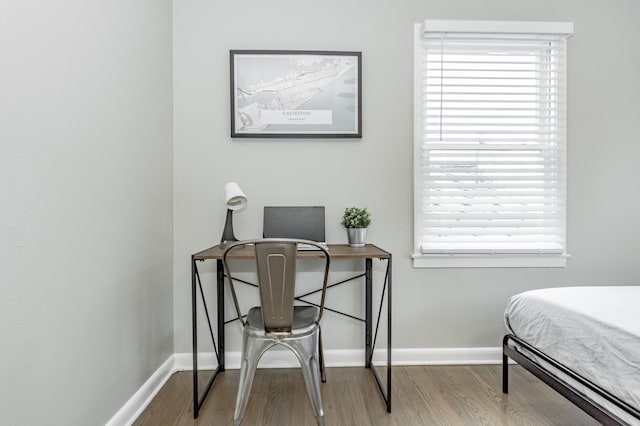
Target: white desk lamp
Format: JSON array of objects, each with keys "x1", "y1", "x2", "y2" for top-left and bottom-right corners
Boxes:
[{"x1": 220, "y1": 182, "x2": 247, "y2": 248}]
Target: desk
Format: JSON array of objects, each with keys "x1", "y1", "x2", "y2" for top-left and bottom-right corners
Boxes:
[{"x1": 191, "y1": 243, "x2": 392, "y2": 418}]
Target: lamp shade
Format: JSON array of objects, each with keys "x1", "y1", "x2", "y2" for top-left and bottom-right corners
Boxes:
[{"x1": 223, "y1": 182, "x2": 247, "y2": 211}]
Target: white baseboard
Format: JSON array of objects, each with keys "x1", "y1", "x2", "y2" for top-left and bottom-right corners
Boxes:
[
  {"x1": 105, "y1": 356, "x2": 176, "y2": 426},
  {"x1": 108, "y1": 347, "x2": 503, "y2": 425},
  {"x1": 392, "y1": 347, "x2": 503, "y2": 365},
  {"x1": 174, "y1": 346, "x2": 503, "y2": 370}
]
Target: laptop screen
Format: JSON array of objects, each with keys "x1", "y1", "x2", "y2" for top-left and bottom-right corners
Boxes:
[{"x1": 263, "y1": 206, "x2": 326, "y2": 242}]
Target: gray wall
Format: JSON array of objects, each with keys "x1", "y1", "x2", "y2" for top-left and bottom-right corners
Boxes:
[
  {"x1": 0, "y1": 1, "x2": 174, "y2": 424},
  {"x1": 1, "y1": 0, "x2": 639, "y2": 423},
  {"x1": 174, "y1": 0, "x2": 640, "y2": 353}
]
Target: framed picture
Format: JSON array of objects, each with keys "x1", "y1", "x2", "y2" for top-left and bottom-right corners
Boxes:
[{"x1": 230, "y1": 50, "x2": 362, "y2": 138}]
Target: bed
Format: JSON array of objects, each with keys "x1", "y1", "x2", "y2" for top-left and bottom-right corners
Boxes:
[{"x1": 502, "y1": 286, "x2": 640, "y2": 425}]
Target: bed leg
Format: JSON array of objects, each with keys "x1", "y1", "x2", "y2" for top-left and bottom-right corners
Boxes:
[
  {"x1": 502, "y1": 352, "x2": 509, "y2": 393},
  {"x1": 502, "y1": 335, "x2": 510, "y2": 394}
]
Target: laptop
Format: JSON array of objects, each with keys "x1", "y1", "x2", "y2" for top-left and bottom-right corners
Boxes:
[{"x1": 263, "y1": 206, "x2": 328, "y2": 250}]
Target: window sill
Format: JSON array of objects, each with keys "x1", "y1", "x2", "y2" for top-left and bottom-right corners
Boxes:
[{"x1": 412, "y1": 253, "x2": 568, "y2": 268}]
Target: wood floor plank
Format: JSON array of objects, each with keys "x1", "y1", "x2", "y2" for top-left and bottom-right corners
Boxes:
[
  {"x1": 392, "y1": 366, "x2": 462, "y2": 425},
  {"x1": 133, "y1": 365, "x2": 601, "y2": 425}
]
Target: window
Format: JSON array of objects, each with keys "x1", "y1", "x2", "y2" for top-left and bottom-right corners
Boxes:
[{"x1": 413, "y1": 20, "x2": 573, "y2": 268}]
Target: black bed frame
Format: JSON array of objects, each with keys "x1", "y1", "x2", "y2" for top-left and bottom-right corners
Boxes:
[{"x1": 503, "y1": 334, "x2": 640, "y2": 426}]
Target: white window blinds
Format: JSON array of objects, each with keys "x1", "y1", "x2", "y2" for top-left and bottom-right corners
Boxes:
[{"x1": 415, "y1": 21, "x2": 573, "y2": 257}]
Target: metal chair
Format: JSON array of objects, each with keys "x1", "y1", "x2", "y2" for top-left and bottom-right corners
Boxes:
[{"x1": 222, "y1": 238, "x2": 331, "y2": 426}]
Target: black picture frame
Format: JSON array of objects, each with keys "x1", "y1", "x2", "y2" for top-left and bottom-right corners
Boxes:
[{"x1": 230, "y1": 50, "x2": 362, "y2": 138}]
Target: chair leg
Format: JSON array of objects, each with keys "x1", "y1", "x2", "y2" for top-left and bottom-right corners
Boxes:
[
  {"x1": 288, "y1": 332, "x2": 324, "y2": 426},
  {"x1": 318, "y1": 326, "x2": 326, "y2": 382},
  {"x1": 234, "y1": 333, "x2": 273, "y2": 426}
]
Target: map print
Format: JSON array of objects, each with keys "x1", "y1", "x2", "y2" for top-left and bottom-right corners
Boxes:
[{"x1": 233, "y1": 54, "x2": 359, "y2": 134}]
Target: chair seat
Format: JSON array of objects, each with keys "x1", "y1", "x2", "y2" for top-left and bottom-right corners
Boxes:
[{"x1": 246, "y1": 305, "x2": 320, "y2": 334}]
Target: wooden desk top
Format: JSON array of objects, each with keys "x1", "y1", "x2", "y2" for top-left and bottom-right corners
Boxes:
[{"x1": 193, "y1": 243, "x2": 390, "y2": 260}]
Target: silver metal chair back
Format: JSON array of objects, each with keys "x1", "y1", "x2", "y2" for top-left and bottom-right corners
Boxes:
[
  {"x1": 254, "y1": 240, "x2": 297, "y2": 332},
  {"x1": 222, "y1": 238, "x2": 330, "y2": 426}
]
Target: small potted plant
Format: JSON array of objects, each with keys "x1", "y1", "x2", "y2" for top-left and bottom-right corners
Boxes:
[{"x1": 341, "y1": 206, "x2": 371, "y2": 247}]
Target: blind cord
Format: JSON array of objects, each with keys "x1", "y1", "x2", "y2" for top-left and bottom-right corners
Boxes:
[{"x1": 439, "y1": 33, "x2": 444, "y2": 142}]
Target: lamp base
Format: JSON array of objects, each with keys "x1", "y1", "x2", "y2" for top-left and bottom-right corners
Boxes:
[{"x1": 220, "y1": 209, "x2": 238, "y2": 249}]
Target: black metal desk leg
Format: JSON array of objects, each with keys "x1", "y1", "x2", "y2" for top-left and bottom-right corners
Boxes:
[
  {"x1": 365, "y1": 258, "x2": 372, "y2": 368},
  {"x1": 367, "y1": 256, "x2": 392, "y2": 413},
  {"x1": 216, "y1": 260, "x2": 225, "y2": 371},
  {"x1": 191, "y1": 257, "x2": 199, "y2": 418},
  {"x1": 192, "y1": 258, "x2": 224, "y2": 418},
  {"x1": 387, "y1": 254, "x2": 392, "y2": 412}
]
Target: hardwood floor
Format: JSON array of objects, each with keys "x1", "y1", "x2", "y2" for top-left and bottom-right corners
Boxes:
[{"x1": 133, "y1": 365, "x2": 600, "y2": 425}]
